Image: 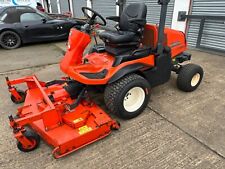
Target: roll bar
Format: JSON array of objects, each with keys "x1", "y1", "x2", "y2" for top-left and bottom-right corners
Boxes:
[{"x1": 157, "y1": 0, "x2": 170, "y2": 54}]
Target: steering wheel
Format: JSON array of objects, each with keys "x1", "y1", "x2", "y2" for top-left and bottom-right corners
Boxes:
[{"x1": 82, "y1": 7, "x2": 106, "y2": 26}]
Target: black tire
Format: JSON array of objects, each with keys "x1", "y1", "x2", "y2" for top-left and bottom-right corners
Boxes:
[
  {"x1": 177, "y1": 64, "x2": 204, "y2": 92},
  {"x1": 0, "y1": 31, "x2": 21, "y2": 49},
  {"x1": 17, "y1": 130, "x2": 40, "y2": 152},
  {"x1": 104, "y1": 74, "x2": 151, "y2": 119},
  {"x1": 11, "y1": 90, "x2": 26, "y2": 104}
]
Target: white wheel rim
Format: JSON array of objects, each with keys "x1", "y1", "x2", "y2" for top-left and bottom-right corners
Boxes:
[
  {"x1": 191, "y1": 73, "x2": 201, "y2": 87},
  {"x1": 123, "y1": 87, "x2": 145, "y2": 112}
]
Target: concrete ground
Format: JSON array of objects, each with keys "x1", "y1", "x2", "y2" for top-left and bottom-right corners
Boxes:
[{"x1": 0, "y1": 42, "x2": 225, "y2": 169}]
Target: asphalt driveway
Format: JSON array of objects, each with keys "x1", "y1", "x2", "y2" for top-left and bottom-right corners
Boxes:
[{"x1": 0, "y1": 42, "x2": 65, "y2": 74}]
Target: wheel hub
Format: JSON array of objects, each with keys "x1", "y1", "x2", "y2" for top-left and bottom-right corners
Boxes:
[
  {"x1": 123, "y1": 87, "x2": 145, "y2": 112},
  {"x1": 191, "y1": 73, "x2": 200, "y2": 87},
  {"x1": 3, "y1": 34, "x2": 17, "y2": 47}
]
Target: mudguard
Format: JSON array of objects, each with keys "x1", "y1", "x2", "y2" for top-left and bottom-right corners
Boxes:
[{"x1": 108, "y1": 63, "x2": 146, "y2": 84}]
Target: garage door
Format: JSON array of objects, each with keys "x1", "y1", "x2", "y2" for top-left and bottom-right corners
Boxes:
[
  {"x1": 50, "y1": 0, "x2": 58, "y2": 13},
  {"x1": 125, "y1": 0, "x2": 175, "y2": 27},
  {"x1": 187, "y1": 0, "x2": 225, "y2": 51},
  {"x1": 72, "y1": 0, "x2": 87, "y2": 18},
  {"x1": 60, "y1": 0, "x2": 70, "y2": 14},
  {"x1": 92, "y1": 0, "x2": 117, "y2": 24}
]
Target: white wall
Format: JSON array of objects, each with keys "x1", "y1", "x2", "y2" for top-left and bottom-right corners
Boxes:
[
  {"x1": 116, "y1": 0, "x2": 119, "y2": 16},
  {"x1": 171, "y1": 0, "x2": 191, "y2": 32},
  {"x1": 87, "y1": 0, "x2": 92, "y2": 8},
  {"x1": 57, "y1": 0, "x2": 61, "y2": 13},
  {"x1": 87, "y1": 0, "x2": 92, "y2": 16}
]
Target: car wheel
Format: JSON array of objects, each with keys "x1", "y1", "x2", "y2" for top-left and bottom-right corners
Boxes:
[
  {"x1": 104, "y1": 74, "x2": 151, "y2": 119},
  {"x1": 0, "y1": 31, "x2": 21, "y2": 49}
]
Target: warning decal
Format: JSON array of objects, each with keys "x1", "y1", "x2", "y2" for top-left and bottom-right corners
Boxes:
[
  {"x1": 73, "y1": 118, "x2": 83, "y2": 124},
  {"x1": 78, "y1": 125, "x2": 92, "y2": 135}
]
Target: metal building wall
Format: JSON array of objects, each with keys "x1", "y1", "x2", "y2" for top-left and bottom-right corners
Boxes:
[
  {"x1": 125, "y1": 0, "x2": 175, "y2": 27},
  {"x1": 60, "y1": 0, "x2": 70, "y2": 13},
  {"x1": 187, "y1": 0, "x2": 225, "y2": 51},
  {"x1": 72, "y1": 0, "x2": 87, "y2": 18},
  {"x1": 50, "y1": 0, "x2": 58, "y2": 13},
  {"x1": 92, "y1": 0, "x2": 117, "y2": 24}
]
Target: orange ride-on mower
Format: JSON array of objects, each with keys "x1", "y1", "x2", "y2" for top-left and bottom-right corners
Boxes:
[{"x1": 6, "y1": 0, "x2": 203, "y2": 158}]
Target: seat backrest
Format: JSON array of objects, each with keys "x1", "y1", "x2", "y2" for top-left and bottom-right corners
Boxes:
[{"x1": 119, "y1": 3, "x2": 147, "y2": 32}]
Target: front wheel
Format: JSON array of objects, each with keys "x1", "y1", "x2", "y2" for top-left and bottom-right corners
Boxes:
[
  {"x1": 104, "y1": 74, "x2": 151, "y2": 119},
  {"x1": 17, "y1": 130, "x2": 40, "y2": 152},
  {"x1": 177, "y1": 64, "x2": 204, "y2": 92},
  {"x1": 11, "y1": 90, "x2": 26, "y2": 104},
  {"x1": 0, "y1": 31, "x2": 21, "y2": 49}
]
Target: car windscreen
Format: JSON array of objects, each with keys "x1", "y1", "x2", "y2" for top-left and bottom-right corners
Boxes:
[
  {"x1": 0, "y1": 8, "x2": 3, "y2": 23},
  {"x1": 0, "y1": 8, "x2": 10, "y2": 22},
  {"x1": 36, "y1": 10, "x2": 53, "y2": 20},
  {"x1": 0, "y1": 7, "x2": 45, "y2": 23},
  {"x1": 0, "y1": 6, "x2": 53, "y2": 23},
  {"x1": 0, "y1": 7, "x2": 6, "y2": 21}
]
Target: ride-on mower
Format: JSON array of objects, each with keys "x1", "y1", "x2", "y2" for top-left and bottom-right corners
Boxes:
[{"x1": 6, "y1": 0, "x2": 204, "y2": 158}]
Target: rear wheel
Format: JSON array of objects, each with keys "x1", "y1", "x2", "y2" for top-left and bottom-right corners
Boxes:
[
  {"x1": 0, "y1": 31, "x2": 21, "y2": 49},
  {"x1": 177, "y1": 64, "x2": 204, "y2": 92},
  {"x1": 104, "y1": 74, "x2": 151, "y2": 119}
]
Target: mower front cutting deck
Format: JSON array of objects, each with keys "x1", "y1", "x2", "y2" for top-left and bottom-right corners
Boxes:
[{"x1": 6, "y1": 76, "x2": 120, "y2": 158}]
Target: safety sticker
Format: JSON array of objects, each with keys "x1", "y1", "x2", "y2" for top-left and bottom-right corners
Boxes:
[
  {"x1": 78, "y1": 125, "x2": 92, "y2": 135},
  {"x1": 73, "y1": 117, "x2": 83, "y2": 124}
]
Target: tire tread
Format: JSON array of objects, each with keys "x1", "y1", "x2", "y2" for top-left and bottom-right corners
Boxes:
[
  {"x1": 177, "y1": 63, "x2": 203, "y2": 92},
  {"x1": 104, "y1": 74, "x2": 150, "y2": 119}
]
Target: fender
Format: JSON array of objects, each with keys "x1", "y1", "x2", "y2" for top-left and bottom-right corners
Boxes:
[{"x1": 108, "y1": 63, "x2": 147, "y2": 84}]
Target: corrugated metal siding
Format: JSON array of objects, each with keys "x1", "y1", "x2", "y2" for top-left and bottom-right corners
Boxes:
[
  {"x1": 125, "y1": 0, "x2": 175, "y2": 27},
  {"x1": 92, "y1": 0, "x2": 116, "y2": 25},
  {"x1": 73, "y1": 0, "x2": 86, "y2": 18},
  {"x1": 60, "y1": 0, "x2": 70, "y2": 13},
  {"x1": 187, "y1": 0, "x2": 225, "y2": 51},
  {"x1": 50, "y1": 0, "x2": 58, "y2": 13}
]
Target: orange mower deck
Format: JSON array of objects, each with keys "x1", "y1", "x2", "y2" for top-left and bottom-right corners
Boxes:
[{"x1": 6, "y1": 76, "x2": 120, "y2": 158}]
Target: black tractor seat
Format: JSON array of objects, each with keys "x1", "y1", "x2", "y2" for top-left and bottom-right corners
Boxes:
[
  {"x1": 99, "y1": 30, "x2": 139, "y2": 44},
  {"x1": 99, "y1": 3, "x2": 147, "y2": 56}
]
